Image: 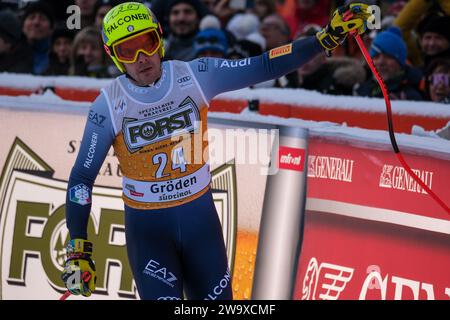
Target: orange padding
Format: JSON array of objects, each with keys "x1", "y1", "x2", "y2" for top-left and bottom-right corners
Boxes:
[
  {"x1": 1, "y1": 86, "x2": 448, "y2": 133},
  {"x1": 0, "y1": 87, "x2": 99, "y2": 102}
]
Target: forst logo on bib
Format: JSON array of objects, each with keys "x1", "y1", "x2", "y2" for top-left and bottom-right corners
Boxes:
[{"x1": 123, "y1": 97, "x2": 201, "y2": 153}]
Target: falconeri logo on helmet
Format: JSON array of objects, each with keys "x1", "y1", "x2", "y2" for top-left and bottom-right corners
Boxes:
[
  {"x1": 102, "y1": 2, "x2": 165, "y2": 73},
  {"x1": 105, "y1": 13, "x2": 150, "y2": 35}
]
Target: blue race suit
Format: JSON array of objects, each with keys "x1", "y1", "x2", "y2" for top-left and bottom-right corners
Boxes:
[{"x1": 65, "y1": 37, "x2": 323, "y2": 300}]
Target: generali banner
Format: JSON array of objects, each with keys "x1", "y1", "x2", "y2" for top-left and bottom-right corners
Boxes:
[{"x1": 295, "y1": 141, "x2": 450, "y2": 300}]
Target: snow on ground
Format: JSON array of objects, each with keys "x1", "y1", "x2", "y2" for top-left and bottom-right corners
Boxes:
[
  {"x1": 1, "y1": 72, "x2": 450, "y2": 117},
  {"x1": 0, "y1": 72, "x2": 112, "y2": 90},
  {"x1": 0, "y1": 90, "x2": 89, "y2": 114},
  {"x1": 216, "y1": 87, "x2": 450, "y2": 118},
  {"x1": 210, "y1": 108, "x2": 450, "y2": 159},
  {"x1": 1, "y1": 91, "x2": 449, "y2": 159}
]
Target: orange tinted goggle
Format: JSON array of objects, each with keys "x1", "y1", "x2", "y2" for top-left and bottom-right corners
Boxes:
[{"x1": 111, "y1": 29, "x2": 161, "y2": 63}]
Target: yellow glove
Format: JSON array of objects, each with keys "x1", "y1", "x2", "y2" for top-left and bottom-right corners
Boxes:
[
  {"x1": 317, "y1": 3, "x2": 372, "y2": 54},
  {"x1": 61, "y1": 239, "x2": 96, "y2": 297}
]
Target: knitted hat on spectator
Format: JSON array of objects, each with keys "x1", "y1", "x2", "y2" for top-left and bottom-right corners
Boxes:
[
  {"x1": 0, "y1": 10, "x2": 21, "y2": 44},
  {"x1": 370, "y1": 27, "x2": 407, "y2": 66},
  {"x1": 23, "y1": 0, "x2": 55, "y2": 27},
  {"x1": 419, "y1": 15, "x2": 450, "y2": 43},
  {"x1": 226, "y1": 13, "x2": 260, "y2": 40},
  {"x1": 194, "y1": 28, "x2": 228, "y2": 56},
  {"x1": 168, "y1": 0, "x2": 207, "y2": 18},
  {"x1": 199, "y1": 14, "x2": 221, "y2": 31}
]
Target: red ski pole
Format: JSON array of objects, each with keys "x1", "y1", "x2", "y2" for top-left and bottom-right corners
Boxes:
[{"x1": 342, "y1": 11, "x2": 450, "y2": 214}]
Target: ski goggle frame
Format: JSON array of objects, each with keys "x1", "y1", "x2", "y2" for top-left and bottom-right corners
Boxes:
[{"x1": 107, "y1": 28, "x2": 162, "y2": 63}]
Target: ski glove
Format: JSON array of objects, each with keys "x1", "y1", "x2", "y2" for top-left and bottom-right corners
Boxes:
[
  {"x1": 61, "y1": 239, "x2": 96, "y2": 297},
  {"x1": 317, "y1": 3, "x2": 372, "y2": 54}
]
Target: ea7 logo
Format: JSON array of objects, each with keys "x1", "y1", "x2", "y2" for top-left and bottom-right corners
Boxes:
[
  {"x1": 301, "y1": 257, "x2": 354, "y2": 300},
  {"x1": 123, "y1": 96, "x2": 201, "y2": 153},
  {"x1": 89, "y1": 110, "x2": 107, "y2": 127},
  {"x1": 143, "y1": 259, "x2": 178, "y2": 288}
]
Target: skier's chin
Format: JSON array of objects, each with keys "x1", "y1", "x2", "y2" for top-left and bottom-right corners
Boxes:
[{"x1": 135, "y1": 71, "x2": 159, "y2": 86}]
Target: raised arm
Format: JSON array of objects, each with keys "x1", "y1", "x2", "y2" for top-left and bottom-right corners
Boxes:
[{"x1": 190, "y1": 36, "x2": 323, "y2": 101}]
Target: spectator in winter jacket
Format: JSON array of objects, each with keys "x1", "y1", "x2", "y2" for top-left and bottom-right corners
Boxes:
[
  {"x1": 355, "y1": 27, "x2": 423, "y2": 101},
  {"x1": 0, "y1": 9, "x2": 33, "y2": 73},
  {"x1": 44, "y1": 27, "x2": 74, "y2": 76},
  {"x1": 22, "y1": 1, "x2": 55, "y2": 75},
  {"x1": 394, "y1": 0, "x2": 450, "y2": 66}
]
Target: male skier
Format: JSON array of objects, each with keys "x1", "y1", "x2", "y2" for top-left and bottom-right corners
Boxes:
[{"x1": 61, "y1": 1, "x2": 372, "y2": 300}]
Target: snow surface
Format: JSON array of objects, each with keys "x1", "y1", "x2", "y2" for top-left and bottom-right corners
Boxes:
[
  {"x1": 216, "y1": 87, "x2": 450, "y2": 118},
  {"x1": 211, "y1": 108, "x2": 450, "y2": 159},
  {"x1": 0, "y1": 72, "x2": 112, "y2": 90},
  {"x1": 1, "y1": 72, "x2": 450, "y2": 117},
  {"x1": 1, "y1": 91, "x2": 449, "y2": 159},
  {"x1": 0, "y1": 90, "x2": 89, "y2": 114}
]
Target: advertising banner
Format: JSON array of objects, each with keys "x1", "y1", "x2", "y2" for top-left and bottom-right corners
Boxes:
[
  {"x1": 1, "y1": 99, "x2": 449, "y2": 300},
  {"x1": 294, "y1": 141, "x2": 450, "y2": 300},
  {"x1": 0, "y1": 105, "x2": 276, "y2": 300}
]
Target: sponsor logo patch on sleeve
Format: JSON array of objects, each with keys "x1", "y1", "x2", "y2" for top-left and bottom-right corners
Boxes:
[
  {"x1": 269, "y1": 44, "x2": 292, "y2": 59},
  {"x1": 69, "y1": 183, "x2": 91, "y2": 206}
]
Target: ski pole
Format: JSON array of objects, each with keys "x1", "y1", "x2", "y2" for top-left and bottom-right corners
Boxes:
[{"x1": 343, "y1": 11, "x2": 450, "y2": 214}]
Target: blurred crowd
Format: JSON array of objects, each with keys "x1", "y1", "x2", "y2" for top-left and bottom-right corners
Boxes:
[{"x1": 0, "y1": 0, "x2": 449, "y2": 104}]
